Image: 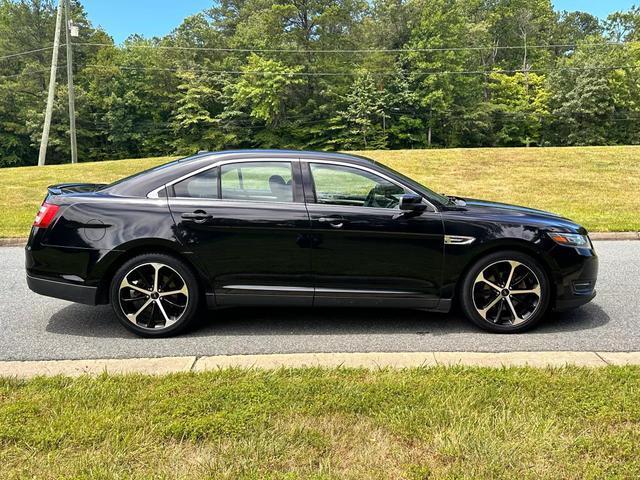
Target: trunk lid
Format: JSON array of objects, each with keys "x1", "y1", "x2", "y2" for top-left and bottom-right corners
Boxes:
[{"x1": 47, "y1": 183, "x2": 107, "y2": 196}]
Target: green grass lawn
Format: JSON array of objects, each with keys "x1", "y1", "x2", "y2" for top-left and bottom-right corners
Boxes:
[
  {"x1": 1, "y1": 367, "x2": 639, "y2": 479},
  {"x1": 1, "y1": 146, "x2": 639, "y2": 237}
]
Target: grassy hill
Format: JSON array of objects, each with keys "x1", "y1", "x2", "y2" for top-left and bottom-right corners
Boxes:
[{"x1": 1, "y1": 146, "x2": 639, "y2": 237}]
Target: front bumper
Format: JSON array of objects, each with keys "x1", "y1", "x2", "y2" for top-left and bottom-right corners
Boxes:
[
  {"x1": 549, "y1": 244, "x2": 598, "y2": 311},
  {"x1": 26, "y1": 274, "x2": 99, "y2": 305},
  {"x1": 554, "y1": 289, "x2": 596, "y2": 311}
]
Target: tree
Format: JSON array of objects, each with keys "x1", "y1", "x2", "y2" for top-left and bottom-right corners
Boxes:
[
  {"x1": 488, "y1": 72, "x2": 550, "y2": 146},
  {"x1": 170, "y1": 71, "x2": 225, "y2": 154},
  {"x1": 331, "y1": 73, "x2": 387, "y2": 149}
]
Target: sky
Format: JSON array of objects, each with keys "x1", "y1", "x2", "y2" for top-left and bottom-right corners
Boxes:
[{"x1": 81, "y1": 0, "x2": 639, "y2": 44}]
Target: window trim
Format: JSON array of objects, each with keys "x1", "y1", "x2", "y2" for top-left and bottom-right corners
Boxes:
[
  {"x1": 302, "y1": 159, "x2": 437, "y2": 213},
  {"x1": 148, "y1": 156, "x2": 437, "y2": 212},
  {"x1": 154, "y1": 158, "x2": 301, "y2": 205}
]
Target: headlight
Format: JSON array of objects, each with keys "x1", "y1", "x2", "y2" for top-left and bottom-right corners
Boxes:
[{"x1": 547, "y1": 232, "x2": 590, "y2": 247}]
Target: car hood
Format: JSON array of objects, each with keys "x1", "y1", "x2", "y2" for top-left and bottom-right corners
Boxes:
[{"x1": 459, "y1": 197, "x2": 585, "y2": 232}]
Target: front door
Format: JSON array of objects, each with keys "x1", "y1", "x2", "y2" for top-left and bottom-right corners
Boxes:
[
  {"x1": 302, "y1": 160, "x2": 444, "y2": 308},
  {"x1": 167, "y1": 159, "x2": 312, "y2": 306}
]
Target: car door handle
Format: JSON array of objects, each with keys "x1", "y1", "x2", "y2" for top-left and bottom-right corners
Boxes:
[
  {"x1": 318, "y1": 216, "x2": 346, "y2": 229},
  {"x1": 181, "y1": 210, "x2": 212, "y2": 224}
]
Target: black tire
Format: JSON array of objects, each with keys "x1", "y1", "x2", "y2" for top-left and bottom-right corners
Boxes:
[
  {"x1": 110, "y1": 253, "x2": 201, "y2": 337},
  {"x1": 459, "y1": 250, "x2": 550, "y2": 333}
]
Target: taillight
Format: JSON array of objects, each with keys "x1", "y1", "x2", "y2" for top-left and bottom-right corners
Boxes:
[{"x1": 33, "y1": 202, "x2": 60, "y2": 228}]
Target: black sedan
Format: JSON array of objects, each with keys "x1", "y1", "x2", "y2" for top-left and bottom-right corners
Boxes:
[{"x1": 26, "y1": 150, "x2": 598, "y2": 337}]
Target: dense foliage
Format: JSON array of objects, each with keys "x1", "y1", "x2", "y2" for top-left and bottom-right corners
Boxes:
[{"x1": 1, "y1": 0, "x2": 640, "y2": 166}]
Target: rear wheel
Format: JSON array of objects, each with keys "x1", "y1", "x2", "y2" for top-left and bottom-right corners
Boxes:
[
  {"x1": 110, "y1": 253, "x2": 200, "y2": 337},
  {"x1": 460, "y1": 251, "x2": 550, "y2": 333}
]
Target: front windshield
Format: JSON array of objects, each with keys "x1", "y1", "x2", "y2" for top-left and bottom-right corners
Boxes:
[{"x1": 373, "y1": 161, "x2": 450, "y2": 205}]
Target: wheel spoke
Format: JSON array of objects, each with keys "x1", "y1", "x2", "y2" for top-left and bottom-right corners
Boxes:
[
  {"x1": 121, "y1": 278, "x2": 150, "y2": 296},
  {"x1": 476, "y1": 271, "x2": 502, "y2": 292},
  {"x1": 478, "y1": 294, "x2": 502, "y2": 320},
  {"x1": 155, "y1": 299, "x2": 174, "y2": 326},
  {"x1": 159, "y1": 285, "x2": 188, "y2": 297},
  {"x1": 505, "y1": 296, "x2": 521, "y2": 324},
  {"x1": 126, "y1": 298, "x2": 153, "y2": 323},
  {"x1": 511, "y1": 286, "x2": 541, "y2": 296},
  {"x1": 505, "y1": 261, "x2": 519, "y2": 289},
  {"x1": 493, "y1": 299, "x2": 505, "y2": 323},
  {"x1": 152, "y1": 263, "x2": 162, "y2": 292}
]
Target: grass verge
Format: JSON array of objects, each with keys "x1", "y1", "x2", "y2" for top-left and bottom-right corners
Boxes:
[
  {"x1": 1, "y1": 366, "x2": 640, "y2": 479},
  {"x1": 1, "y1": 146, "x2": 639, "y2": 237}
]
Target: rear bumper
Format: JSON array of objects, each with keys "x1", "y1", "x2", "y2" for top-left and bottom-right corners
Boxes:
[{"x1": 26, "y1": 274, "x2": 99, "y2": 305}]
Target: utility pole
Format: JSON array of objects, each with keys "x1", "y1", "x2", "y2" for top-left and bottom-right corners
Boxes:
[
  {"x1": 38, "y1": 0, "x2": 63, "y2": 167},
  {"x1": 64, "y1": 0, "x2": 77, "y2": 163},
  {"x1": 427, "y1": 100, "x2": 433, "y2": 147}
]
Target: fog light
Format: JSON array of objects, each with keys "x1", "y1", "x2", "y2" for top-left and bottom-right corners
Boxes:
[{"x1": 572, "y1": 281, "x2": 594, "y2": 295}]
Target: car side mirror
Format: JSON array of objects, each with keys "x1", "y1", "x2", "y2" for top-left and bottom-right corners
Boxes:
[{"x1": 399, "y1": 193, "x2": 426, "y2": 212}]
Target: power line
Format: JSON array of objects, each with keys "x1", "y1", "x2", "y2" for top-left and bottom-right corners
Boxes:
[
  {"x1": 73, "y1": 41, "x2": 632, "y2": 54},
  {"x1": 0, "y1": 45, "x2": 55, "y2": 61},
  {"x1": 3, "y1": 62, "x2": 638, "y2": 81},
  {"x1": 84, "y1": 63, "x2": 640, "y2": 77},
  {"x1": 0, "y1": 65, "x2": 65, "y2": 79},
  {"x1": 1, "y1": 40, "x2": 635, "y2": 62}
]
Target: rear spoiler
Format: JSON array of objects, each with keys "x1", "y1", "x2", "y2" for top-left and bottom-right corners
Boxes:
[{"x1": 47, "y1": 183, "x2": 107, "y2": 195}]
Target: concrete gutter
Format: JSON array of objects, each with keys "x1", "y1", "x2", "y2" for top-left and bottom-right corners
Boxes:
[
  {"x1": 0, "y1": 237, "x2": 28, "y2": 247},
  {"x1": 1, "y1": 232, "x2": 638, "y2": 247},
  {"x1": 589, "y1": 232, "x2": 640, "y2": 240},
  {"x1": 2, "y1": 352, "x2": 640, "y2": 378}
]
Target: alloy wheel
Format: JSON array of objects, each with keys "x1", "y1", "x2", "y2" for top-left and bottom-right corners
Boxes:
[
  {"x1": 472, "y1": 260, "x2": 542, "y2": 326},
  {"x1": 118, "y1": 262, "x2": 189, "y2": 330}
]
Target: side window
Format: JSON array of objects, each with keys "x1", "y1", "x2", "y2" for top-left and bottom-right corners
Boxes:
[
  {"x1": 221, "y1": 161, "x2": 293, "y2": 202},
  {"x1": 310, "y1": 163, "x2": 406, "y2": 209},
  {"x1": 172, "y1": 167, "x2": 219, "y2": 199}
]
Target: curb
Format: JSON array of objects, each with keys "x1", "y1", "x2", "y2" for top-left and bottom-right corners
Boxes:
[
  {"x1": 2, "y1": 352, "x2": 640, "y2": 378},
  {"x1": 589, "y1": 232, "x2": 640, "y2": 240},
  {"x1": 0, "y1": 237, "x2": 28, "y2": 247},
  {"x1": 1, "y1": 233, "x2": 638, "y2": 247}
]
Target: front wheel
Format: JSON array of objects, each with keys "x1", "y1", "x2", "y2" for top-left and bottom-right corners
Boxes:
[
  {"x1": 110, "y1": 253, "x2": 201, "y2": 337},
  {"x1": 460, "y1": 251, "x2": 551, "y2": 333}
]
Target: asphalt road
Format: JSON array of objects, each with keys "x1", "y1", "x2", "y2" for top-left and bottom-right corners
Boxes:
[{"x1": 1, "y1": 241, "x2": 639, "y2": 361}]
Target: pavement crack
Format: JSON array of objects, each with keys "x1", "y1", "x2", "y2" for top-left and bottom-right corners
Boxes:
[
  {"x1": 189, "y1": 356, "x2": 199, "y2": 372},
  {"x1": 594, "y1": 352, "x2": 610, "y2": 365}
]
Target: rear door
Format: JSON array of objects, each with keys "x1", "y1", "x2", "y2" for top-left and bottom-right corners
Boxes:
[
  {"x1": 167, "y1": 158, "x2": 313, "y2": 306},
  {"x1": 302, "y1": 160, "x2": 444, "y2": 308}
]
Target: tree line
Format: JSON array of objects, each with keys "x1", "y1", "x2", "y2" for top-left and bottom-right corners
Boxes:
[{"x1": 1, "y1": 0, "x2": 640, "y2": 167}]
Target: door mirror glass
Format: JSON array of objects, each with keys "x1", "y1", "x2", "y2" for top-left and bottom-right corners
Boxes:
[{"x1": 399, "y1": 193, "x2": 426, "y2": 211}]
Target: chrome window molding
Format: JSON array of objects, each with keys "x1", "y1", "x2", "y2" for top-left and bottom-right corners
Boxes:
[
  {"x1": 147, "y1": 156, "x2": 295, "y2": 199},
  {"x1": 148, "y1": 155, "x2": 439, "y2": 213},
  {"x1": 301, "y1": 158, "x2": 438, "y2": 213}
]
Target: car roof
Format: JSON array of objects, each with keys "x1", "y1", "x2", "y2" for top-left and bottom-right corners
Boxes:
[
  {"x1": 106, "y1": 149, "x2": 377, "y2": 197},
  {"x1": 190, "y1": 149, "x2": 376, "y2": 166}
]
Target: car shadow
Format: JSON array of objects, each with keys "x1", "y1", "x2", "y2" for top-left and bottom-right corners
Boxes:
[{"x1": 45, "y1": 301, "x2": 611, "y2": 339}]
